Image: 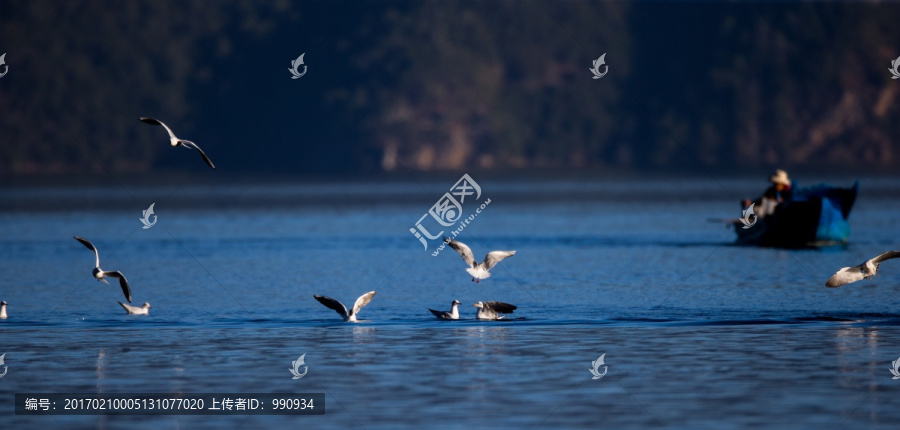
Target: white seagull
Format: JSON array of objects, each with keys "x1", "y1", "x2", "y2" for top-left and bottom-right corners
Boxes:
[
  {"x1": 314, "y1": 291, "x2": 376, "y2": 322},
  {"x1": 119, "y1": 302, "x2": 151, "y2": 315},
  {"x1": 825, "y1": 250, "x2": 900, "y2": 288},
  {"x1": 473, "y1": 301, "x2": 517, "y2": 320},
  {"x1": 0, "y1": 301, "x2": 7, "y2": 319},
  {"x1": 139, "y1": 117, "x2": 216, "y2": 170},
  {"x1": 429, "y1": 300, "x2": 461, "y2": 320},
  {"x1": 443, "y1": 237, "x2": 516, "y2": 283},
  {"x1": 74, "y1": 236, "x2": 133, "y2": 303}
]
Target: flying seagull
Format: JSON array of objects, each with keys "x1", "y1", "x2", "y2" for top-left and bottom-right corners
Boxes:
[
  {"x1": 429, "y1": 300, "x2": 461, "y2": 320},
  {"x1": 139, "y1": 117, "x2": 216, "y2": 170},
  {"x1": 314, "y1": 291, "x2": 376, "y2": 322},
  {"x1": 74, "y1": 236, "x2": 133, "y2": 303},
  {"x1": 119, "y1": 302, "x2": 151, "y2": 315},
  {"x1": 0, "y1": 301, "x2": 7, "y2": 319},
  {"x1": 473, "y1": 301, "x2": 517, "y2": 320},
  {"x1": 826, "y1": 250, "x2": 900, "y2": 288},
  {"x1": 443, "y1": 237, "x2": 516, "y2": 282}
]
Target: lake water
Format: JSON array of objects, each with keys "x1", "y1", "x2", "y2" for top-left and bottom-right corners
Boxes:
[{"x1": 1, "y1": 176, "x2": 899, "y2": 429}]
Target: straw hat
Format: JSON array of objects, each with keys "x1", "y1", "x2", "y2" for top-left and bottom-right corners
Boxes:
[{"x1": 769, "y1": 169, "x2": 790, "y2": 186}]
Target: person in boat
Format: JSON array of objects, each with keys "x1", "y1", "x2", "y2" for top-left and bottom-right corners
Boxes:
[
  {"x1": 762, "y1": 169, "x2": 793, "y2": 204},
  {"x1": 743, "y1": 169, "x2": 793, "y2": 217}
]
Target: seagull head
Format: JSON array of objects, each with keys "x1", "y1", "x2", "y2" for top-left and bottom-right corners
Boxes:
[
  {"x1": 0, "y1": 301, "x2": 6, "y2": 306},
  {"x1": 865, "y1": 261, "x2": 880, "y2": 278},
  {"x1": 143, "y1": 303, "x2": 152, "y2": 309},
  {"x1": 452, "y1": 300, "x2": 460, "y2": 306},
  {"x1": 473, "y1": 301, "x2": 483, "y2": 309}
]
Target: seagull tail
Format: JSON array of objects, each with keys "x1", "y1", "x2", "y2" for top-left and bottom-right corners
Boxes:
[{"x1": 466, "y1": 267, "x2": 491, "y2": 279}]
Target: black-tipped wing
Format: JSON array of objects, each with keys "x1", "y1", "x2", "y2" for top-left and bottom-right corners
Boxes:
[
  {"x1": 483, "y1": 250, "x2": 516, "y2": 270},
  {"x1": 351, "y1": 291, "x2": 376, "y2": 316},
  {"x1": 314, "y1": 295, "x2": 349, "y2": 318},
  {"x1": 74, "y1": 236, "x2": 96, "y2": 252},
  {"x1": 139, "y1": 117, "x2": 177, "y2": 140},
  {"x1": 429, "y1": 308, "x2": 450, "y2": 319},
  {"x1": 444, "y1": 237, "x2": 476, "y2": 267},
  {"x1": 484, "y1": 301, "x2": 517, "y2": 314},
  {"x1": 180, "y1": 140, "x2": 216, "y2": 170},
  {"x1": 139, "y1": 117, "x2": 162, "y2": 126},
  {"x1": 74, "y1": 236, "x2": 100, "y2": 267},
  {"x1": 871, "y1": 250, "x2": 900, "y2": 265},
  {"x1": 103, "y1": 271, "x2": 132, "y2": 302}
]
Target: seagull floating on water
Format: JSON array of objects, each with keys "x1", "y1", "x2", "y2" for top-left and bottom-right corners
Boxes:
[
  {"x1": 0, "y1": 301, "x2": 7, "y2": 319},
  {"x1": 139, "y1": 117, "x2": 216, "y2": 170},
  {"x1": 443, "y1": 237, "x2": 516, "y2": 282},
  {"x1": 119, "y1": 302, "x2": 151, "y2": 315},
  {"x1": 429, "y1": 300, "x2": 461, "y2": 320},
  {"x1": 74, "y1": 236, "x2": 133, "y2": 303},
  {"x1": 314, "y1": 291, "x2": 376, "y2": 322},
  {"x1": 826, "y1": 250, "x2": 900, "y2": 288},
  {"x1": 473, "y1": 301, "x2": 517, "y2": 320}
]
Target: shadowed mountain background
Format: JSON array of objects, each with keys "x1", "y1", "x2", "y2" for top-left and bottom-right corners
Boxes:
[{"x1": 1, "y1": 0, "x2": 900, "y2": 176}]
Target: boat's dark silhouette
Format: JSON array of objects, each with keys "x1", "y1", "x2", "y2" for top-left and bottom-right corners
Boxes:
[{"x1": 735, "y1": 181, "x2": 859, "y2": 248}]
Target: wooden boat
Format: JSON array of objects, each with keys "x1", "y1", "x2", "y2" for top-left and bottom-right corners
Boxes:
[{"x1": 734, "y1": 181, "x2": 859, "y2": 248}]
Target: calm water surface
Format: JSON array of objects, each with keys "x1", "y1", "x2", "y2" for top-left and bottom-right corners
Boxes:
[{"x1": 1, "y1": 177, "x2": 899, "y2": 429}]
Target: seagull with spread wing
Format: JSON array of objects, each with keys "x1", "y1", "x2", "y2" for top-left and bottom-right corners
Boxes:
[
  {"x1": 74, "y1": 236, "x2": 133, "y2": 303},
  {"x1": 443, "y1": 237, "x2": 516, "y2": 283},
  {"x1": 139, "y1": 117, "x2": 216, "y2": 170},
  {"x1": 473, "y1": 301, "x2": 517, "y2": 320},
  {"x1": 314, "y1": 291, "x2": 376, "y2": 322},
  {"x1": 429, "y1": 300, "x2": 461, "y2": 320},
  {"x1": 825, "y1": 250, "x2": 900, "y2": 288}
]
